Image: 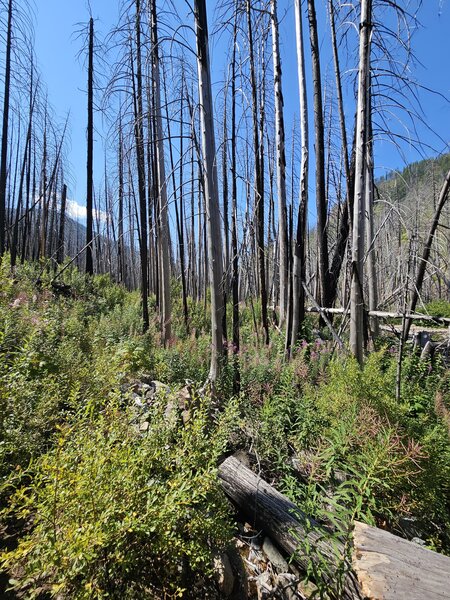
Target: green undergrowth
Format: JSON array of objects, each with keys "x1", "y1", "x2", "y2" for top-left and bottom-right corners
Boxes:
[{"x1": 1, "y1": 260, "x2": 450, "y2": 598}]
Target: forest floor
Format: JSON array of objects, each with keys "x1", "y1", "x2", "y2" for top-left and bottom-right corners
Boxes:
[{"x1": 1, "y1": 260, "x2": 450, "y2": 599}]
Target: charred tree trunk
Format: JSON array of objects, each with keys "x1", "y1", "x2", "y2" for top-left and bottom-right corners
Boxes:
[
  {"x1": 194, "y1": 0, "x2": 225, "y2": 385},
  {"x1": 85, "y1": 16, "x2": 94, "y2": 275},
  {"x1": 288, "y1": 0, "x2": 309, "y2": 354},
  {"x1": 328, "y1": 0, "x2": 354, "y2": 307},
  {"x1": 0, "y1": 0, "x2": 12, "y2": 257},
  {"x1": 133, "y1": 0, "x2": 149, "y2": 331},
  {"x1": 404, "y1": 167, "x2": 450, "y2": 339},
  {"x1": 246, "y1": 0, "x2": 269, "y2": 345},
  {"x1": 231, "y1": 9, "x2": 240, "y2": 394},
  {"x1": 271, "y1": 0, "x2": 288, "y2": 327},
  {"x1": 150, "y1": 0, "x2": 172, "y2": 344},
  {"x1": 350, "y1": 0, "x2": 372, "y2": 364},
  {"x1": 307, "y1": 0, "x2": 330, "y2": 309},
  {"x1": 57, "y1": 183, "x2": 67, "y2": 264}
]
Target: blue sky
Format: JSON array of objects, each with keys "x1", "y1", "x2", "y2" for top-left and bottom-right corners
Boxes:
[{"x1": 32, "y1": 0, "x2": 450, "y2": 218}]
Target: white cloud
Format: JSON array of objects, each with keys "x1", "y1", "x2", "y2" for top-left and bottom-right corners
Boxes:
[{"x1": 66, "y1": 199, "x2": 107, "y2": 223}]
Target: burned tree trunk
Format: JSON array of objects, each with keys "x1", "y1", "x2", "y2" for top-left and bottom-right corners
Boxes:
[
  {"x1": 0, "y1": 0, "x2": 13, "y2": 256},
  {"x1": 350, "y1": 0, "x2": 372, "y2": 364},
  {"x1": 288, "y1": 0, "x2": 309, "y2": 354},
  {"x1": 270, "y1": 0, "x2": 288, "y2": 327},
  {"x1": 85, "y1": 16, "x2": 94, "y2": 275},
  {"x1": 194, "y1": 0, "x2": 225, "y2": 385}
]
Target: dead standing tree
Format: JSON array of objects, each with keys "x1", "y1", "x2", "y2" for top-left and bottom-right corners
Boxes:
[
  {"x1": 0, "y1": 0, "x2": 13, "y2": 257},
  {"x1": 270, "y1": 0, "x2": 288, "y2": 327},
  {"x1": 246, "y1": 0, "x2": 269, "y2": 345},
  {"x1": 350, "y1": 0, "x2": 372, "y2": 364},
  {"x1": 307, "y1": 0, "x2": 331, "y2": 310},
  {"x1": 194, "y1": 0, "x2": 225, "y2": 386},
  {"x1": 86, "y1": 16, "x2": 94, "y2": 276},
  {"x1": 150, "y1": 0, "x2": 172, "y2": 345}
]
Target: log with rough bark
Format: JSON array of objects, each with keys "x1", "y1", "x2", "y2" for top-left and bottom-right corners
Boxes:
[
  {"x1": 218, "y1": 455, "x2": 363, "y2": 599},
  {"x1": 218, "y1": 455, "x2": 450, "y2": 600},
  {"x1": 306, "y1": 306, "x2": 450, "y2": 327}
]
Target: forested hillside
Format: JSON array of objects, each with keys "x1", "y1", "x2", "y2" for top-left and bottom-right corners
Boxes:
[{"x1": 1, "y1": 0, "x2": 450, "y2": 598}]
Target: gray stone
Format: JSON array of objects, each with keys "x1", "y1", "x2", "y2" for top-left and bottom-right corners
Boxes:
[
  {"x1": 255, "y1": 571, "x2": 273, "y2": 600},
  {"x1": 164, "y1": 400, "x2": 179, "y2": 426},
  {"x1": 262, "y1": 537, "x2": 289, "y2": 573},
  {"x1": 412, "y1": 537, "x2": 426, "y2": 547},
  {"x1": 275, "y1": 573, "x2": 299, "y2": 600},
  {"x1": 133, "y1": 393, "x2": 145, "y2": 408},
  {"x1": 213, "y1": 552, "x2": 235, "y2": 597},
  {"x1": 152, "y1": 380, "x2": 170, "y2": 396}
]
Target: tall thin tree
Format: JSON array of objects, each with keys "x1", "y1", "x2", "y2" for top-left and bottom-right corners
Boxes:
[
  {"x1": 85, "y1": 16, "x2": 94, "y2": 275},
  {"x1": 0, "y1": 0, "x2": 12, "y2": 256},
  {"x1": 288, "y1": 0, "x2": 309, "y2": 353},
  {"x1": 194, "y1": 0, "x2": 225, "y2": 385},
  {"x1": 350, "y1": 0, "x2": 372, "y2": 364},
  {"x1": 270, "y1": 0, "x2": 288, "y2": 327}
]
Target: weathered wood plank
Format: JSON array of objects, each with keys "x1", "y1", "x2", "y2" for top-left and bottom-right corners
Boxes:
[{"x1": 353, "y1": 521, "x2": 450, "y2": 600}]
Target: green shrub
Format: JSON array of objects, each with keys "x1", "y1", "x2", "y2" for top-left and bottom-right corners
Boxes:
[
  {"x1": 425, "y1": 299, "x2": 450, "y2": 319},
  {"x1": 1, "y1": 398, "x2": 237, "y2": 599}
]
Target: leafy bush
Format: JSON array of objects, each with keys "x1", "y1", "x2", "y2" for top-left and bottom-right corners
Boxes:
[
  {"x1": 1, "y1": 399, "x2": 237, "y2": 599},
  {"x1": 425, "y1": 299, "x2": 450, "y2": 319}
]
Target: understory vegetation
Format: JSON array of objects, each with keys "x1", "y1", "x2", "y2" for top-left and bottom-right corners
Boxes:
[{"x1": 1, "y1": 262, "x2": 450, "y2": 598}]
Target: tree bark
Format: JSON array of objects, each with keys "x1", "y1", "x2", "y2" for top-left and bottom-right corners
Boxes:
[
  {"x1": 85, "y1": 16, "x2": 94, "y2": 275},
  {"x1": 288, "y1": 0, "x2": 309, "y2": 354},
  {"x1": 0, "y1": 0, "x2": 12, "y2": 257},
  {"x1": 133, "y1": 0, "x2": 149, "y2": 331},
  {"x1": 194, "y1": 0, "x2": 225, "y2": 385},
  {"x1": 270, "y1": 0, "x2": 288, "y2": 327},
  {"x1": 246, "y1": 0, "x2": 269, "y2": 345},
  {"x1": 307, "y1": 0, "x2": 330, "y2": 309},
  {"x1": 350, "y1": 0, "x2": 372, "y2": 364},
  {"x1": 231, "y1": 9, "x2": 240, "y2": 394},
  {"x1": 150, "y1": 0, "x2": 172, "y2": 345},
  {"x1": 328, "y1": 0, "x2": 354, "y2": 307},
  {"x1": 57, "y1": 183, "x2": 67, "y2": 264}
]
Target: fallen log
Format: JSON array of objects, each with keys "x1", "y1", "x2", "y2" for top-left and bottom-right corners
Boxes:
[
  {"x1": 306, "y1": 306, "x2": 450, "y2": 327},
  {"x1": 218, "y1": 456, "x2": 450, "y2": 600},
  {"x1": 218, "y1": 455, "x2": 363, "y2": 599},
  {"x1": 353, "y1": 521, "x2": 450, "y2": 600}
]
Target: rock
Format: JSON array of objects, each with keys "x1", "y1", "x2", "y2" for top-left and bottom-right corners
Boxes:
[
  {"x1": 178, "y1": 385, "x2": 192, "y2": 409},
  {"x1": 133, "y1": 393, "x2": 145, "y2": 408},
  {"x1": 152, "y1": 380, "x2": 170, "y2": 396},
  {"x1": 412, "y1": 537, "x2": 427, "y2": 546},
  {"x1": 275, "y1": 573, "x2": 299, "y2": 600},
  {"x1": 164, "y1": 400, "x2": 179, "y2": 425},
  {"x1": 181, "y1": 409, "x2": 191, "y2": 425},
  {"x1": 262, "y1": 537, "x2": 289, "y2": 573},
  {"x1": 255, "y1": 571, "x2": 273, "y2": 600},
  {"x1": 130, "y1": 382, "x2": 142, "y2": 394},
  {"x1": 139, "y1": 373, "x2": 154, "y2": 385},
  {"x1": 333, "y1": 468, "x2": 348, "y2": 485},
  {"x1": 139, "y1": 421, "x2": 149, "y2": 432},
  {"x1": 213, "y1": 552, "x2": 235, "y2": 597}
]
